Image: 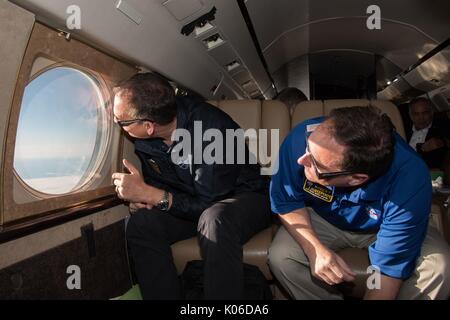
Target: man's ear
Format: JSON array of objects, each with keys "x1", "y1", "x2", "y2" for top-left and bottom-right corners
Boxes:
[
  {"x1": 145, "y1": 122, "x2": 155, "y2": 136},
  {"x1": 348, "y1": 173, "x2": 369, "y2": 186}
]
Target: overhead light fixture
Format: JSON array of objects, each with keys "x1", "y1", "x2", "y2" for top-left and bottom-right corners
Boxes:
[
  {"x1": 387, "y1": 81, "x2": 392, "y2": 85},
  {"x1": 241, "y1": 80, "x2": 253, "y2": 88},
  {"x1": 202, "y1": 33, "x2": 225, "y2": 50},
  {"x1": 225, "y1": 60, "x2": 241, "y2": 72},
  {"x1": 181, "y1": 7, "x2": 217, "y2": 36},
  {"x1": 194, "y1": 21, "x2": 215, "y2": 37}
]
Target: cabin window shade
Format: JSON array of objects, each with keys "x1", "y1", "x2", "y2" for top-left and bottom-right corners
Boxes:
[{"x1": 2, "y1": 22, "x2": 136, "y2": 225}]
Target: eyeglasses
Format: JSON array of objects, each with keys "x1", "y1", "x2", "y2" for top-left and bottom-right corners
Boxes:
[
  {"x1": 114, "y1": 117, "x2": 153, "y2": 128},
  {"x1": 305, "y1": 138, "x2": 354, "y2": 179}
]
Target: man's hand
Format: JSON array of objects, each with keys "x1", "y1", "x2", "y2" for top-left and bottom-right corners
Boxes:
[
  {"x1": 309, "y1": 246, "x2": 356, "y2": 285},
  {"x1": 112, "y1": 159, "x2": 151, "y2": 204},
  {"x1": 279, "y1": 210, "x2": 356, "y2": 286},
  {"x1": 129, "y1": 202, "x2": 153, "y2": 213},
  {"x1": 421, "y1": 138, "x2": 445, "y2": 152}
]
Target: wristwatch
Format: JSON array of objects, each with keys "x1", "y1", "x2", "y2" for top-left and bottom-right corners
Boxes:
[{"x1": 156, "y1": 190, "x2": 170, "y2": 212}]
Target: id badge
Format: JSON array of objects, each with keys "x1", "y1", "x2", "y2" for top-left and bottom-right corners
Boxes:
[{"x1": 303, "y1": 179, "x2": 335, "y2": 203}]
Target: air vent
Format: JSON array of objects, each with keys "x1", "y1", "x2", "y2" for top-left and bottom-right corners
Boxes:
[
  {"x1": 195, "y1": 21, "x2": 215, "y2": 37},
  {"x1": 250, "y1": 90, "x2": 261, "y2": 97},
  {"x1": 232, "y1": 69, "x2": 251, "y2": 85},
  {"x1": 181, "y1": 7, "x2": 217, "y2": 36},
  {"x1": 203, "y1": 33, "x2": 225, "y2": 50},
  {"x1": 241, "y1": 80, "x2": 253, "y2": 88},
  {"x1": 225, "y1": 60, "x2": 241, "y2": 72}
]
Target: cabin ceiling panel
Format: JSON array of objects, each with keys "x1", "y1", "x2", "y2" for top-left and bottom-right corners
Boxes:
[
  {"x1": 232, "y1": 69, "x2": 252, "y2": 86},
  {"x1": 162, "y1": 0, "x2": 204, "y2": 21},
  {"x1": 263, "y1": 19, "x2": 440, "y2": 73},
  {"x1": 247, "y1": 0, "x2": 450, "y2": 75},
  {"x1": 206, "y1": 41, "x2": 238, "y2": 69},
  {"x1": 207, "y1": 0, "x2": 272, "y2": 96},
  {"x1": 10, "y1": 0, "x2": 253, "y2": 99},
  {"x1": 247, "y1": 0, "x2": 449, "y2": 48}
]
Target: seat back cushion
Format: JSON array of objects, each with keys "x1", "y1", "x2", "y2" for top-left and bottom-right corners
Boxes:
[
  {"x1": 291, "y1": 101, "x2": 324, "y2": 128},
  {"x1": 260, "y1": 100, "x2": 291, "y2": 174},
  {"x1": 324, "y1": 99, "x2": 406, "y2": 140}
]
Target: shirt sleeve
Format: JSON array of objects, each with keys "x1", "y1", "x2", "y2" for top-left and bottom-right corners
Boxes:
[
  {"x1": 270, "y1": 125, "x2": 308, "y2": 214},
  {"x1": 171, "y1": 160, "x2": 241, "y2": 220},
  {"x1": 368, "y1": 162, "x2": 432, "y2": 279}
]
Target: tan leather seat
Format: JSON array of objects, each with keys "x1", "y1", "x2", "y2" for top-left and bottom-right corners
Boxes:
[
  {"x1": 323, "y1": 99, "x2": 370, "y2": 113},
  {"x1": 370, "y1": 100, "x2": 406, "y2": 139},
  {"x1": 171, "y1": 99, "x2": 408, "y2": 299},
  {"x1": 216, "y1": 100, "x2": 262, "y2": 164},
  {"x1": 294, "y1": 99, "x2": 406, "y2": 140},
  {"x1": 292, "y1": 101, "x2": 324, "y2": 129},
  {"x1": 261, "y1": 100, "x2": 291, "y2": 165},
  {"x1": 171, "y1": 100, "x2": 286, "y2": 281},
  {"x1": 215, "y1": 100, "x2": 261, "y2": 131},
  {"x1": 171, "y1": 227, "x2": 274, "y2": 280}
]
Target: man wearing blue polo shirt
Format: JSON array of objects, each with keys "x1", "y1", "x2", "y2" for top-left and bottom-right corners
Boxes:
[{"x1": 269, "y1": 106, "x2": 450, "y2": 300}]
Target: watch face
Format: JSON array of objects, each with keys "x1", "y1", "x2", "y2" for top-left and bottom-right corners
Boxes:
[
  {"x1": 157, "y1": 191, "x2": 170, "y2": 211},
  {"x1": 157, "y1": 200, "x2": 169, "y2": 211}
]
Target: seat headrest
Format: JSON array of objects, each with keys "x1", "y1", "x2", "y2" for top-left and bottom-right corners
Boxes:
[
  {"x1": 215, "y1": 100, "x2": 261, "y2": 131},
  {"x1": 292, "y1": 101, "x2": 324, "y2": 128},
  {"x1": 292, "y1": 99, "x2": 406, "y2": 140}
]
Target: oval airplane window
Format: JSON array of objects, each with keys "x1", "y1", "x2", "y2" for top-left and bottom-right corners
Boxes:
[{"x1": 14, "y1": 66, "x2": 108, "y2": 195}]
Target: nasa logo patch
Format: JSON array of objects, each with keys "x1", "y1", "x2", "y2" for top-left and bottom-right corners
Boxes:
[{"x1": 366, "y1": 207, "x2": 380, "y2": 221}]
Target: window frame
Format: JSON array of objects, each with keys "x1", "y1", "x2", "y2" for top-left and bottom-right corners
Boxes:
[
  {"x1": 1, "y1": 22, "x2": 137, "y2": 233},
  {"x1": 13, "y1": 63, "x2": 113, "y2": 198}
]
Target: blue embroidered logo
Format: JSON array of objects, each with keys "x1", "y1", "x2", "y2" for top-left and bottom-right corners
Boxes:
[{"x1": 366, "y1": 207, "x2": 381, "y2": 220}]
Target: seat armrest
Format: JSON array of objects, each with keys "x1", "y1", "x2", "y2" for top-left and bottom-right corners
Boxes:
[{"x1": 171, "y1": 227, "x2": 275, "y2": 280}]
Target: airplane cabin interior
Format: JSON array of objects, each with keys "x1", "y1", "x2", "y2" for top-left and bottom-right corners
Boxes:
[{"x1": 0, "y1": 0, "x2": 449, "y2": 301}]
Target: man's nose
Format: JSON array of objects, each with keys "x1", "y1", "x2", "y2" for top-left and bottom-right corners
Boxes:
[{"x1": 298, "y1": 153, "x2": 310, "y2": 167}]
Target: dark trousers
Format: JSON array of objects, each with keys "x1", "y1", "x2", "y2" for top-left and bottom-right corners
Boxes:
[{"x1": 126, "y1": 192, "x2": 271, "y2": 300}]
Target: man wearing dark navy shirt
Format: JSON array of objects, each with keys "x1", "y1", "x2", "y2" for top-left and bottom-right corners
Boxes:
[
  {"x1": 269, "y1": 106, "x2": 450, "y2": 300},
  {"x1": 111, "y1": 73, "x2": 270, "y2": 300}
]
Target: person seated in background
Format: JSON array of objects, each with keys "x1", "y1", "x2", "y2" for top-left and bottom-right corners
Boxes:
[
  {"x1": 276, "y1": 87, "x2": 308, "y2": 116},
  {"x1": 407, "y1": 98, "x2": 449, "y2": 176}
]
